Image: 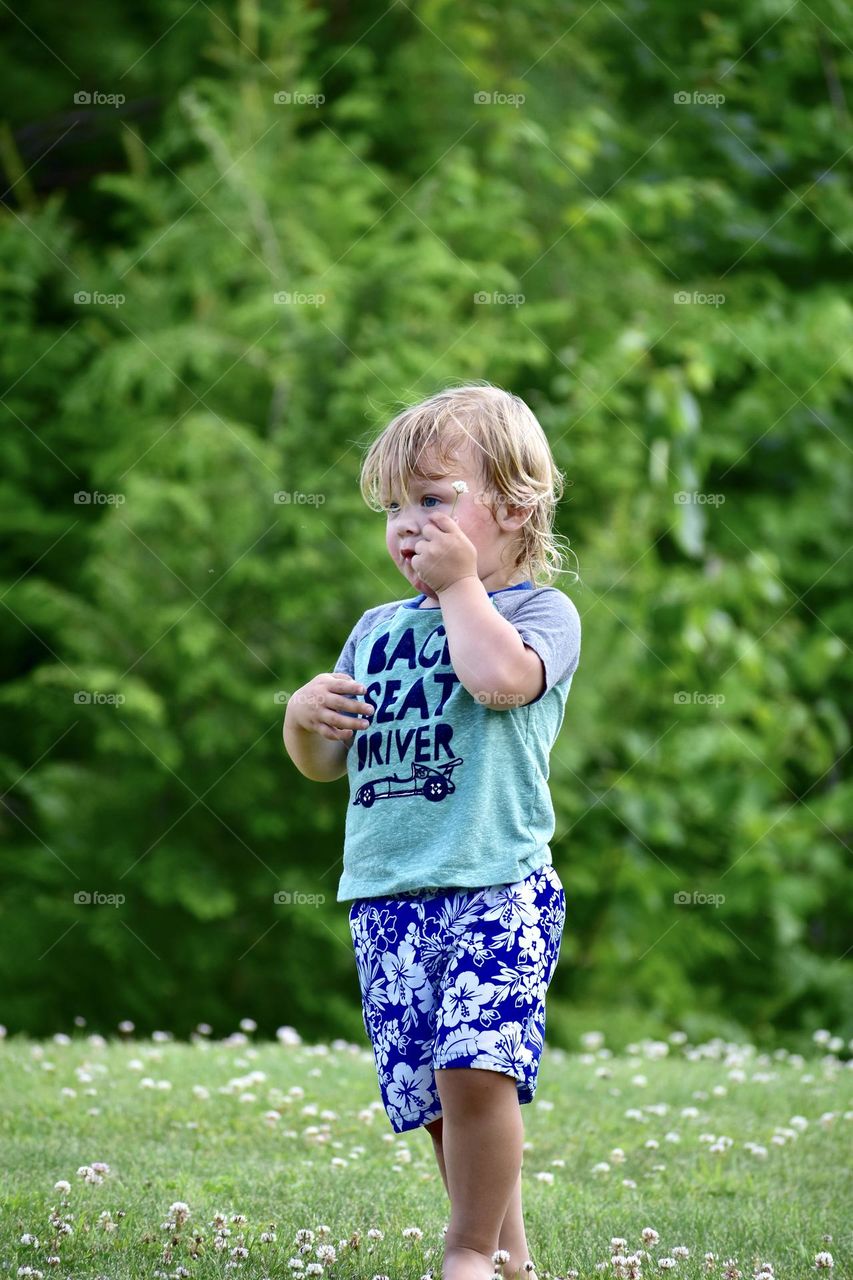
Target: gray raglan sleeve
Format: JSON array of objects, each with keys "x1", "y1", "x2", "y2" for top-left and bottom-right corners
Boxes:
[
  {"x1": 333, "y1": 623, "x2": 358, "y2": 679},
  {"x1": 510, "y1": 588, "x2": 582, "y2": 702}
]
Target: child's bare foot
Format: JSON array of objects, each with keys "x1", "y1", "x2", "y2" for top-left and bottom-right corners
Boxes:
[
  {"x1": 442, "y1": 1244, "x2": 496, "y2": 1279},
  {"x1": 494, "y1": 1255, "x2": 537, "y2": 1280}
]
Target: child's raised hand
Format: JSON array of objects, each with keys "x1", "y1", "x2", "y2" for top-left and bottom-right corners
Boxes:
[
  {"x1": 288, "y1": 673, "x2": 374, "y2": 742},
  {"x1": 410, "y1": 511, "x2": 479, "y2": 595}
]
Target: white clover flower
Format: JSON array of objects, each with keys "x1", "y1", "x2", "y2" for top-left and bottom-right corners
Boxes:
[
  {"x1": 449, "y1": 481, "x2": 468, "y2": 516},
  {"x1": 814, "y1": 1254, "x2": 834, "y2": 1270}
]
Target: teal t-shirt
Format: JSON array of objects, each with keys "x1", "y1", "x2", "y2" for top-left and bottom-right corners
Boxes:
[{"x1": 332, "y1": 581, "x2": 581, "y2": 902}]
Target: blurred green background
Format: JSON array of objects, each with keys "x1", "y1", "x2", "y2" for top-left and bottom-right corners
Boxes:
[{"x1": 0, "y1": 0, "x2": 850, "y2": 1051}]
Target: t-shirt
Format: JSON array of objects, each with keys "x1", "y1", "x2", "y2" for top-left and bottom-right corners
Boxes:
[{"x1": 332, "y1": 580, "x2": 581, "y2": 902}]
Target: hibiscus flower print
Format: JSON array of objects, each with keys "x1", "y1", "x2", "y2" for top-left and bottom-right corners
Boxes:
[
  {"x1": 469, "y1": 1021, "x2": 535, "y2": 1078},
  {"x1": 364, "y1": 906, "x2": 400, "y2": 952},
  {"x1": 441, "y1": 969, "x2": 497, "y2": 1027},
  {"x1": 482, "y1": 880, "x2": 541, "y2": 938},
  {"x1": 374, "y1": 1017, "x2": 411, "y2": 1070},
  {"x1": 385, "y1": 1060, "x2": 435, "y2": 1118},
  {"x1": 355, "y1": 951, "x2": 390, "y2": 1027},
  {"x1": 518, "y1": 924, "x2": 546, "y2": 964},
  {"x1": 381, "y1": 939, "x2": 428, "y2": 1007}
]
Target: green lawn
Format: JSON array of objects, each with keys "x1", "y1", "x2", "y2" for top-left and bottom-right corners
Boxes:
[{"x1": 1, "y1": 1029, "x2": 849, "y2": 1279}]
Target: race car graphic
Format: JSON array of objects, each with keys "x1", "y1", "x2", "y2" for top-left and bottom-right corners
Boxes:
[{"x1": 353, "y1": 758, "x2": 464, "y2": 808}]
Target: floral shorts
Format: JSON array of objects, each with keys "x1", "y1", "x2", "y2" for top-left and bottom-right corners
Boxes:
[{"x1": 347, "y1": 861, "x2": 566, "y2": 1133}]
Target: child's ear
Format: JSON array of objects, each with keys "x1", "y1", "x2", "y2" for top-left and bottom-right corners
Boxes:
[{"x1": 497, "y1": 501, "x2": 532, "y2": 531}]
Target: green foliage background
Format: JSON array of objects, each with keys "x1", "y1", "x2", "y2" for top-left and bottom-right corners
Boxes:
[{"x1": 0, "y1": 0, "x2": 850, "y2": 1048}]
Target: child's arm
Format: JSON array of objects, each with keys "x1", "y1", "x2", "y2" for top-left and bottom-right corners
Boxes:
[
  {"x1": 283, "y1": 673, "x2": 374, "y2": 781},
  {"x1": 437, "y1": 577, "x2": 545, "y2": 708}
]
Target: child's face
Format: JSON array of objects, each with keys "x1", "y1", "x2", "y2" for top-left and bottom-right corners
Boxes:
[{"x1": 383, "y1": 441, "x2": 525, "y2": 601}]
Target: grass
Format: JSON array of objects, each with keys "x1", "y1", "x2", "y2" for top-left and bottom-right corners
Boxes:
[{"x1": 1, "y1": 1028, "x2": 850, "y2": 1279}]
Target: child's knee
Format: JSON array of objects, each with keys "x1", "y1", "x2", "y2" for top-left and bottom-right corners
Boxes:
[{"x1": 435, "y1": 1066, "x2": 518, "y2": 1113}]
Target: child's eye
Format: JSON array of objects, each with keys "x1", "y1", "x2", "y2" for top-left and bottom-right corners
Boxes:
[{"x1": 384, "y1": 495, "x2": 442, "y2": 514}]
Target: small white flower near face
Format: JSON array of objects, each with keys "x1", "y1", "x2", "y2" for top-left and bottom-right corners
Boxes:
[{"x1": 450, "y1": 480, "x2": 468, "y2": 518}]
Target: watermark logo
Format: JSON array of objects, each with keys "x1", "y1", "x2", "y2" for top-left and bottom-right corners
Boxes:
[
  {"x1": 73, "y1": 491, "x2": 126, "y2": 505},
  {"x1": 674, "y1": 91, "x2": 725, "y2": 108},
  {"x1": 273, "y1": 291, "x2": 325, "y2": 306},
  {"x1": 73, "y1": 691, "x2": 126, "y2": 705},
  {"x1": 674, "y1": 890, "x2": 725, "y2": 907},
  {"x1": 274, "y1": 890, "x2": 325, "y2": 906},
  {"x1": 673, "y1": 691, "x2": 725, "y2": 707},
  {"x1": 474, "y1": 91, "x2": 525, "y2": 108},
  {"x1": 474, "y1": 690, "x2": 527, "y2": 707},
  {"x1": 73, "y1": 890, "x2": 126, "y2": 907},
  {"x1": 273, "y1": 491, "x2": 325, "y2": 506},
  {"x1": 273, "y1": 90, "x2": 325, "y2": 107},
  {"x1": 674, "y1": 491, "x2": 725, "y2": 506},
  {"x1": 474, "y1": 291, "x2": 525, "y2": 307},
  {"x1": 74, "y1": 90, "x2": 126, "y2": 108},
  {"x1": 73, "y1": 291, "x2": 125, "y2": 307},
  {"x1": 673, "y1": 291, "x2": 725, "y2": 307}
]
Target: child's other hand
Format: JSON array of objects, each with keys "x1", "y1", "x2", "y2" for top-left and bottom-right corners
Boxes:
[{"x1": 287, "y1": 674, "x2": 374, "y2": 742}]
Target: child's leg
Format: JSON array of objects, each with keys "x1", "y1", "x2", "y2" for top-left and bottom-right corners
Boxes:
[
  {"x1": 426, "y1": 1116, "x2": 532, "y2": 1280},
  {"x1": 434, "y1": 1066, "x2": 525, "y2": 1280}
]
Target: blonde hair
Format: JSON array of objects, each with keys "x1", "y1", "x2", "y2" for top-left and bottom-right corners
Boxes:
[{"x1": 358, "y1": 382, "x2": 578, "y2": 587}]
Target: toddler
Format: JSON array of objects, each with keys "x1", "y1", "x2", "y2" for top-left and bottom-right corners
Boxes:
[{"x1": 283, "y1": 383, "x2": 582, "y2": 1280}]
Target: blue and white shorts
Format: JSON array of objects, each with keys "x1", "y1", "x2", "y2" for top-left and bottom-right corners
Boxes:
[{"x1": 347, "y1": 862, "x2": 566, "y2": 1133}]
